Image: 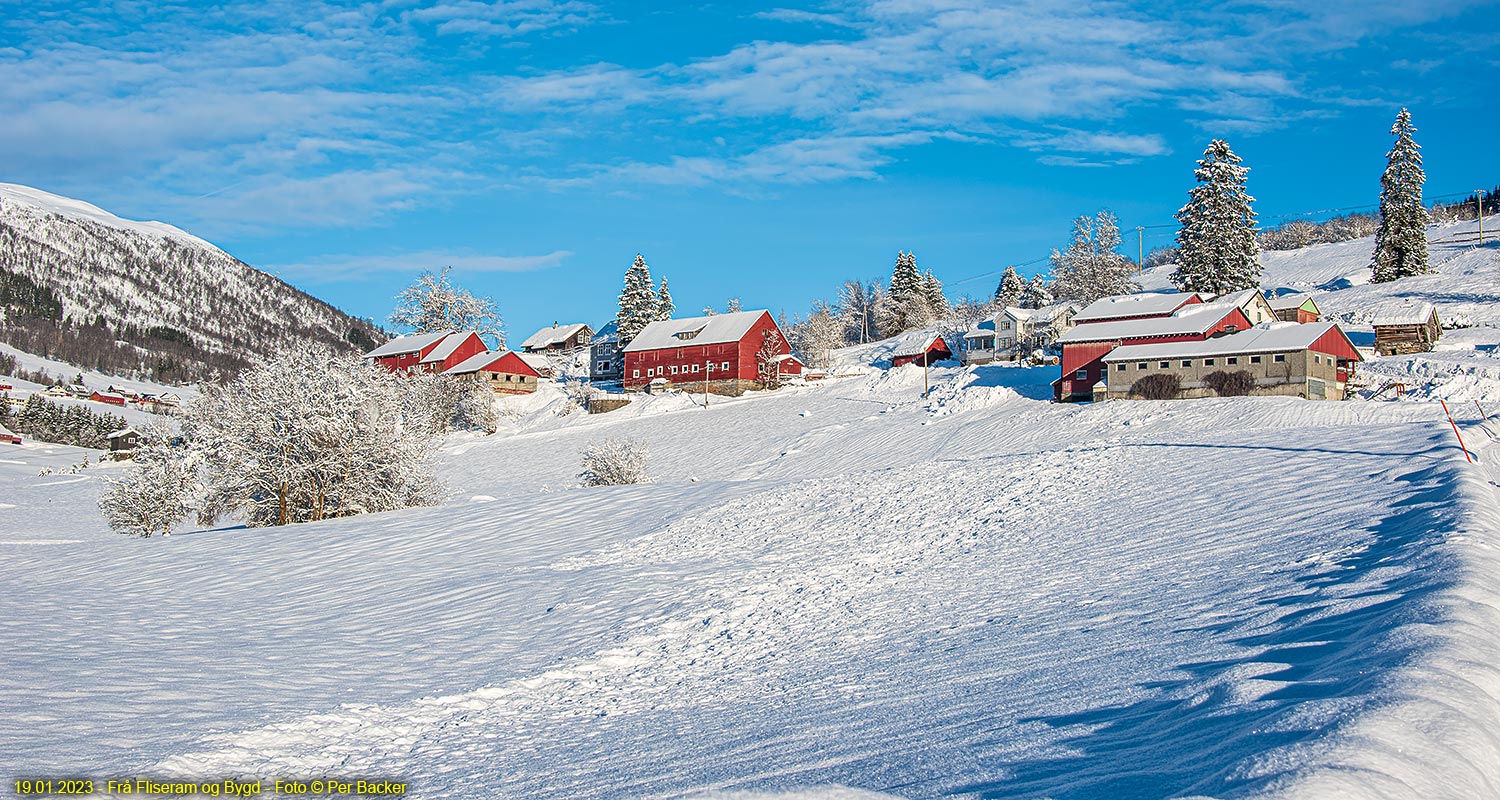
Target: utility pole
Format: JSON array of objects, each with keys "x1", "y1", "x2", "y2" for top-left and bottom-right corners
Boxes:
[
  {"x1": 1136, "y1": 226, "x2": 1145, "y2": 273},
  {"x1": 923, "y1": 352, "x2": 930, "y2": 399},
  {"x1": 703, "y1": 359, "x2": 710, "y2": 408},
  {"x1": 1478, "y1": 190, "x2": 1486, "y2": 244}
]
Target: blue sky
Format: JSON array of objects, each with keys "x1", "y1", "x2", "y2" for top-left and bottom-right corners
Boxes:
[{"x1": 3, "y1": 0, "x2": 1498, "y2": 342}]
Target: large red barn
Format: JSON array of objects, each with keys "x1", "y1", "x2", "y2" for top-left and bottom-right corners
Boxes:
[
  {"x1": 1053, "y1": 300, "x2": 1254, "y2": 401},
  {"x1": 621, "y1": 310, "x2": 798, "y2": 392},
  {"x1": 364, "y1": 331, "x2": 488, "y2": 375}
]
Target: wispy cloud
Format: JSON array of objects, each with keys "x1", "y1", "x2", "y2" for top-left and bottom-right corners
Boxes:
[{"x1": 268, "y1": 248, "x2": 574, "y2": 283}]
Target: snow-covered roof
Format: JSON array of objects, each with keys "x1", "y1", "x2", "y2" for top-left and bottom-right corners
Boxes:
[
  {"x1": 1103, "y1": 322, "x2": 1358, "y2": 362},
  {"x1": 521, "y1": 323, "x2": 590, "y2": 350},
  {"x1": 1216, "y1": 288, "x2": 1269, "y2": 309},
  {"x1": 443, "y1": 351, "x2": 503, "y2": 375},
  {"x1": 1266, "y1": 293, "x2": 1316, "y2": 311},
  {"x1": 420, "y1": 331, "x2": 480, "y2": 364},
  {"x1": 1372, "y1": 301, "x2": 1437, "y2": 327},
  {"x1": 106, "y1": 427, "x2": 139, "y2": 439},
  {"x1": 622, "y1": 311, "x2": 768, "y2": 353},
  {"x1": 1072, "y1": 292, "x2": 1202, "y2": 322},
  {"x1": 92, "y1": 391, "x2": 126, "y2": 400},
  {"x1": 517, "y1": 353, "x2": 552, "y2": 372},
  {"x1": 891, "y1": 331, "x2": 947, "y2": 358},
  {"x1": 364, "y1": 330, "x2": 453, "y2": 358},
  {"x1": 1057, "y1": 301, "x2": 1243, "y2": 344}
]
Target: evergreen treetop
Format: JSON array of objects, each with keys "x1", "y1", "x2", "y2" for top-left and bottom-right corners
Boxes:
[{"x1": 1371, "y1": 108, "x2": 1430, "y2": 283}]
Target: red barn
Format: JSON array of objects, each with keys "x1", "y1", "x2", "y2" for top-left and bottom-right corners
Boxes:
[
  {"x1": 890, "y1": 332, "x2": 953, "y2": 367},
  {"x1": 1070, "y1": 292, "x2": 1205, "y2": 324},
  {"x1": 1053, "y1": 300, "x2": 1254, "y2": 402},
  {"x1": 90, "y1": 391, "x2": 127, "y2": 406},
  {"x1": 365, "y1": 331, "x2": 487, "y2": 375},
  {"x1": 621, "y1": 310, "x2": 794, "y2": 392},
  {"x1": 445, "y1": 350, "x2": 547, "y2": 394}
]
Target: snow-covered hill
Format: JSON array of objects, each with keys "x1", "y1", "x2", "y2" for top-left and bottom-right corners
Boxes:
[
  {"x1": 0, "y1": 183, "x2": 383, "y2": 380},
  {"x1": 4, "y1": 361, "x2": 1500, "y2": 799}
]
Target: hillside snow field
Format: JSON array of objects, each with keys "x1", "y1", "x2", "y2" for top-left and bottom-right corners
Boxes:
[{"x1": 4, "y1": 364, "x2": 1500, "y2": 799}]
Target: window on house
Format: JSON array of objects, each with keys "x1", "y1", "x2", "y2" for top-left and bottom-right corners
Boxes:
[
  {"x1": 670, "y1": 365, "x2": 679, "y2": 374},
  {"x1": 1115, "y1": 364, "x2": 1126, "y2": 372},
  {"x1": 1250, "y1": 356, "x2": 1262, "y2": 364},
  {"x1": 1227, "y1": 357, "x2": 1238, "y2": 365},
  {"x1": 1204, "y1": 358, "x2": 1215, "y2": 366},
  {"x1": 707, "y1": 362, "x2": 715, "y2": 372},
  {"x1": 633, "y1": 369, "x2": 640, "y2": 378},
  {"x1": 1075, "y1": 369, "x2": 1087, "y2": 380},
  {"x1": 1137, "y1": 362, "x2": 1148, "y2": 370},
  {"x1": 1181, "y1": 360, "x2": 1191, "y2": 368},
  {"x1": 722, "y1": 362, "x2": 730, "y2": 371},
  {"x1": 1274, "y1": 354, "x2": 1286, "y2": 363},
  {"x1": 1159, "y1": 361, "x2": 1170, "y2": 369}
]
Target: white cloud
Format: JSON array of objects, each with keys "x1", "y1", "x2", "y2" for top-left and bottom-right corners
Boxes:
[{"x1": 268, "y1": 248, "x2": 574, "y2": 283}]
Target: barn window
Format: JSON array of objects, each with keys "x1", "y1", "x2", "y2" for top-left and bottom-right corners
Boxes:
[
  {"x1": 1227, "y1": 357, "x2": 1238, "y2": 365},
  {"x1": 722, "y1": 362, "x2": 730, "y2": 371},
  {"x1": 632, "y1": 369, "x2": 640, "y2": 378},
  {"x1": 1137, "y1": 362, "x2": 1148, "y2": 370},
  {"x1": 1204, "y1": 358, "x2": 1215, "y2": 366},
  {"x1": 1250, "y1": 356, "x2": 1262, "y2": 364},
  {"x1": 1075, "y1": 369, "x2": 1087, "y2": 380},
  {"x1": 1159, "y1": 361, "x2": 1170, "y2": 369},
  {"x1": 1115, "y1": 364, "x2": 1126, "y2": 372},
  {"x1": 1274, "y1": 354, "x2": 1286, "y2": 363},
  {"x1": 1181, "y1": 360, "x2": 1191, "y2": 368},
  {"x1": 670, "y1": 365, "x2": 679, "y2": 374},
  {"x1": 707, "y1": 362, "x2": 715, "y2": 372},
  {"x1": 692, "y1": 364, "x2": 700, "y2": 372}
]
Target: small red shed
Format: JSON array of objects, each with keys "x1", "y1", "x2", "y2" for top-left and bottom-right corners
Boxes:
[{"x1": 890, "y1": 332, "x2": 953, "y2": 367}]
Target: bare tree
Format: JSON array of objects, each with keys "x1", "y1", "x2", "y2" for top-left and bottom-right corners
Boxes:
[{"x1": 390, "y1": 267, "x2": 506, "y2": 348}]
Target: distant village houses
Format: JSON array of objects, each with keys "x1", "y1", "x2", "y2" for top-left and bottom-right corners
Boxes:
[
  {"x1": 962, "y1": 303, "x2": 1078, "y2": 365},
  {"x1": 521, "y1": 323, "x2": 593, "y2": 354}
]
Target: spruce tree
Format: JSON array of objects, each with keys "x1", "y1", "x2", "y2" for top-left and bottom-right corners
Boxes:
[
  {"x1": 1019, "y1": 275, "x2": 1052, "y2": 309},
  {"x1": 1372, "y1": 108, "x2": 1430, "y2": 282},
  {"x1": 921, "y1": 271, "x2": 947, "y2": 319},
  {"x1": 886, "y1": 251, "x2": 928, "y2": 331},
  {"x1": 656, "y1": 277, "x2": 674, "y2": 321},
  {"x1": 616, "y1": 254, "x2": 659, "y2": 344},
  {"x1": 1171, "y1": 140, "x2": 1261, "y2": 295},
  {"x1": 994, "y1": 266, "x2": 1024, "y2": 308}
]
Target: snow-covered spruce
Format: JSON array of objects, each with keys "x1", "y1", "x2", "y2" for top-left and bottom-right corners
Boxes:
[
  {"x1": 1372, "y1": 108, "x2": 1431, "y2": 283},
  {"x1": 656, "y1": 277, "x2": 674, "y2": 321},
  {"x1": 389, "y1": 266, "x2": 506, "y2": 348},
  {"x1": 1018, "y1": 274, "x2": 1052, "y2": 309},
  {"x1": 1172, "y1": 139, "x2": 1261, "y2": 295},
  {"x1": 878, "y1": 251, "x2": 945, "y2": 334},
  {"x1": 616, "y1": 254, "x2": 659, "y2": 345},
  {"x1": 994, "y1": 265, "x2": 1024, "y2": 309},
  {"x1": 579, "y1": 437, "x2": 652, "y2": 487},
  {"x1": 1049, "y1": 209, "x2": 1140, "y2": 304}
]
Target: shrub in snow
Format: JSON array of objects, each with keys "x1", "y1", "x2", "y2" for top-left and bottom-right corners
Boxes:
[
  {"x1": 1203, "y1": 370, "x2": 1255, "y2": 397},
  {"x1": 182, "y1": 350, "x2": 441, "y2": 528},
  {"x1": 401, "y1": 372, "x2": 497, "y2": 435},
  {"x1": 98, "y1": 425, "x2": 196, "y2": 537},
  {"x1": 579, "y1": 438, "x2": 652, "y2": 487},
  {"x1": 1130, "y1": 373, "x2": 1181, "y2": 401}
]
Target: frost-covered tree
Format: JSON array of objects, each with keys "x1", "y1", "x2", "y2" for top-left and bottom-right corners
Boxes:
[
  {"x1": 880, "y1": 251, "x2": 938, "y2": 333},
  {"x1": 616, "y1": 254, "x2": 659, "y2": 345},
  {"x1": 1372, "y1": 108, "x2": 1430, "y2": 282},
  {"x1": 1172, "y1": 140, "x2": 1261, "y2": 294},
  {"x1": 836, "y1": 280, "x2": 878, "y2": 344},
  {"x1": 98, "y1": 425, "x2": 196, "y2": 537},
  {"x1": 994, "y1": 266, "x2": 1024, "y2": 308},
  {"x1": 656, "y1": 277, "x2": 674, "y2": 320},
  {"x1": 1050, "y1": 211, "x2": 1140, "y2": 303},
  {"x1": 390, "y1": 267, "x2": 505, "y2": 348},
  {"x1": 791, "y1": 301, "x2": 845, "y2": 369},
  {"x1": 921, "y1": 271, "x2": 948, "y2": 319},
  {"x1": 1018, "y1": 275, "x2": 1053, "y2": 309},
  {"x1": 185, "y1": 350, "x2": 440, "y2": 528},
  {"x1": 755, "y1": 329, "x2": 786, "y2": 388},
  {"x1": 580, "y1": 438, "x2": 651, "y2": 487},
  {"x1": 725, "y1": 298, "x2": 743, "y2": 314}
]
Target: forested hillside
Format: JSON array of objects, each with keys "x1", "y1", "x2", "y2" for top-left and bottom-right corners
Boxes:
[{"x1": 0, "y1": 184, "x2": 383, "y2": 383}]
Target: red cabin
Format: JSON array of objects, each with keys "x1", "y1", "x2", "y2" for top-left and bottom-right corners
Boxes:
[
  {"x1": 365, "y1": 331, "x2": 488, "y2": 375},
  {"x1": 89, "y1": 391, "x2": 127, "y2": 406},
  {"x1": 891, "y1": 332, "x2": 953, "y2": 367},
  {"x1": 621, "y1": 310, "x2": 794, "y2": 391}
]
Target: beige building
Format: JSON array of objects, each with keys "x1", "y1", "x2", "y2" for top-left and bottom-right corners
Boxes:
[{"x1": 1101, "y1": 322, "x2": 1362, "y2": 401}]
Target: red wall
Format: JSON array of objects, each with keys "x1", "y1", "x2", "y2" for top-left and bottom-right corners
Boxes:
[
  {"x1": 434, "y1": 333, "x2": 488, "y2": 373},
  {"x1": 623, "y1": 312, "x2": 790, "y2": 389}
]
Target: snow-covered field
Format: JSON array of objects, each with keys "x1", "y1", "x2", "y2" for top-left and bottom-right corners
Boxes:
[{"x1": 4, "y1": 224, "x2": 1500, "y2": 799}]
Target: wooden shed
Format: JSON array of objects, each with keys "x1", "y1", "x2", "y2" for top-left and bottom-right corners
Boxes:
[
  {"x1": 1266, "y1": 293, "x2": 1321, "y2": 323},
  {"x1": 891, "y1": 332, "x2": 953, "y2": 368},
  {"x1": 1373, "y1": 302, "x2": 1440, "y2": 355}
]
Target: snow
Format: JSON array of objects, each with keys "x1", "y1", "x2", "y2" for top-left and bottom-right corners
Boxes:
[
  {"x1": 1057, "y1": 299, "x2": 1242, "y2": 343},
  {"x1": 1370, "y1": 300, "x2": 1437, "y2": 327},
  {"x1": 364, "y1": 330, "x2": 453, "y2": 359},
  {"x1": 0, "y1": 182, "x2": 217, "y2": 251},
  {"x1": 1073, "y1": 291, "x2": 1202, "y2": 322},
  {"x1": 623, "y1": 310, "x2": 768, "y2": 352},
  {"x1": 5, "y1": 222, "x2": 1500, "y2": 798},
  {"x1": 420, "y1": 332, "x2": 480, "y2": 364},
  {"x1": 521, "y1": 323, "x2": 590, "y2": 350}
]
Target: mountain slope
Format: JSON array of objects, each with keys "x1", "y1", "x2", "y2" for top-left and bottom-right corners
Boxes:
[{"x1": 0, "y1": 183, "x2": 383, "y2": 382}]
